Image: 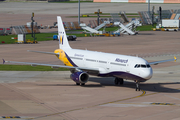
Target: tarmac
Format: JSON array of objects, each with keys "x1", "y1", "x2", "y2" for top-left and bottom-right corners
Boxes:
[
  {"x1": 1, "y1": 2, "x2": 180, "y2": 15},
  {"x1": 0, "y1": 2, "x2": 180, "y2": 120},
  {"x1": 0, "y1": 2, "x2": 180, "y2": 28},
  {"x1": 1, "y1": 31, "x2": 180, "y2": 120}
]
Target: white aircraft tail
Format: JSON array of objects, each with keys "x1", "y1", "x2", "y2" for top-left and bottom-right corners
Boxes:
[{"x1": 57, "y1": 16, "x2": 71, "y2": 49}]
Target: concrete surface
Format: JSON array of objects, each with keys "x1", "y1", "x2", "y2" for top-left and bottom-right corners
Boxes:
[
  {"x1": 1, "y1": 30, "x2": 180, "y2": 120},
  {"x1": 0, "y1": 67, "x2": 180, "y2": 120},
  {"x1": 0, "y1": 2, "x2": 180, "y2": 15},
  {"x1": 0, "y1": 2, "x2": 180, "y2": 28},
  {"x1": 0, "y1": 2, "x2": 180, "y2": 120}
]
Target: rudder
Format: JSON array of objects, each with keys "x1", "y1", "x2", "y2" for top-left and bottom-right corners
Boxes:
[{"x1": 57, "y1": 16, "x2": 71, "y2": 49}]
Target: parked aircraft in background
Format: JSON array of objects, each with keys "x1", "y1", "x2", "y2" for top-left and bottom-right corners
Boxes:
[{"x1": 3, "y1": 16, "x2": 177, "y2": 91}]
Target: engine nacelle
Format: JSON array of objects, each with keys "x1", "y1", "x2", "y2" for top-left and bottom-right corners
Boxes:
[{"x1": 70, "y1": 72, "x2": 89, "y2": 83}]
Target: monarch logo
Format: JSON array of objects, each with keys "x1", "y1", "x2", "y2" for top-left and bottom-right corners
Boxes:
[{"x1": 115, "y1": 58, "x2": 128, "y2": 63}]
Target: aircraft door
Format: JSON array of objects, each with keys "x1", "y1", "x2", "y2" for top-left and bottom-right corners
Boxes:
[
  {"x1": 106, "y1": 61, "x2": 110, "y2": 72},
  {"x1": 126, "y1": 63, "x2": 130, "y2": 73},
  {"x1": 105, "y1": 57, "x2": 111, "y2": 72}
]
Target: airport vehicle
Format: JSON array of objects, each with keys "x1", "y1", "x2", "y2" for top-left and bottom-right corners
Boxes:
[
  {"x1": 162, "y1": 20, "x2": 179, "y2": 28},
  {"x1": 161, "y1": 20, "x2": 179, "y2": 31},
  {"x1": 53, "y1": 35, "x2": 76, "y2": 41},
  {"x1": 3, "y1": 16, "x2": 177, "y2": 91}
]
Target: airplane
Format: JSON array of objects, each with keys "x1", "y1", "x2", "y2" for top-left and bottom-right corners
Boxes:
[{"x1": 3, "y1": 16, "x2": 177, "y2": 91}]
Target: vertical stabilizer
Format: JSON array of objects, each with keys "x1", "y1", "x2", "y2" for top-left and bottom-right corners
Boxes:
[{"x1": 57, "y1": 16, "x2": 71, "y2": 49}]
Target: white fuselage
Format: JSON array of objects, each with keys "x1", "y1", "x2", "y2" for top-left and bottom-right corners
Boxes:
[{"x1": 63, "y1": 48, "x2": 153, "y2": 82}]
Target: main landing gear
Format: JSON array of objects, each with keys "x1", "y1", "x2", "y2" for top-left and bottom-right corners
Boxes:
[
  {"x1": 135, "y1": 81, "x2": 140, "y2": 91},
  {"x1": 114, "y1": 78, "x2": 141, "y2": 91},
  {"x1": 76, "y1": 83, "x2": 85, "y2": 86},
  {"x1": 114, "y1": 78, "x2": 124, "y2": 85}
]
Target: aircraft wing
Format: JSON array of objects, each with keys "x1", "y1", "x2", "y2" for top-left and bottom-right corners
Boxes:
[
  {"x1": 149, "y1": 56, "x2": 177, "y2": 65},
  {"x1": 27, "y1": 50, "x2": 59, "y2": 55},
  {"x1": 3, "y1": 60, "x2": 100, "y2": 74}
]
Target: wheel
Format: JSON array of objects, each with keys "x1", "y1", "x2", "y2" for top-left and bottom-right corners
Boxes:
[
  {"x1": 81, "y1": 83, "x2": 85, "y2": 86},
  {"x1": 119, "y1": 78, "x2": 124, "y2": 85},
  {"x1": 114, "y1": 78, "x2": 119, "y2": 85},
  {"x1": 76, "y1": 83, "x2": 80, "y2": 85},
  {"x1": 136, "y1": 88, "x2": 137, "y2": 91},
  {"x1": 115, "y1": 78, "x2": 124, "y2": 85},
  {"x1": 138, "y1": 87, "x2": 141, "y2": 91},
  {"x1": 135, "y1": 81, "x2": 140, "y2": 91}
]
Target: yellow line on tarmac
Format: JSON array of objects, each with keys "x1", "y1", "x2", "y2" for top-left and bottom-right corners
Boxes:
[
  {"x1": 20, "y1": 88, "x2": 180, "y2": 119},
  {"x1": 32, "y1": 90, "x2": 148, "y2": 119},
  {"x1": 97, "y1": 90, "x2": 146, "y2": 106}
]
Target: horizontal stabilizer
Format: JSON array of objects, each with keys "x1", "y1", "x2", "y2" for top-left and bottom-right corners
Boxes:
[{"x1": 27, "y1": 50, "x2": 59, "y2": 55}]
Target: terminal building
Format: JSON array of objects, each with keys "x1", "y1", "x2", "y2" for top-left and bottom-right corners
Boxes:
[{"x1": 93, "y1": 0, "x2": 180, "y2": 3}]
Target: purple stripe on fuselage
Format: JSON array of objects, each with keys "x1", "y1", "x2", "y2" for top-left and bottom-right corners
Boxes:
[
  {"x1": 65, "y1": 52, "x2": 78, "y2": 67},
  {"x1": 98, "y1": 71, "x2": 147, "y2": 82}
]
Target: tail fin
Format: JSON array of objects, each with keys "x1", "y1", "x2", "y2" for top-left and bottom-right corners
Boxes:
[{"x1": 57, "y1": 16, "x2": 71, "y2": 49}]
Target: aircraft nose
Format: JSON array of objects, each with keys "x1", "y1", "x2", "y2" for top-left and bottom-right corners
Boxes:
[{"x1": 141, "y1": 68, "x2": 153, "y2": 80}]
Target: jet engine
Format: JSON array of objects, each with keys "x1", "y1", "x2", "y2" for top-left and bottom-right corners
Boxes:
[{"x1": 70, "y1": 72, "x2": 89, "y2": 84}]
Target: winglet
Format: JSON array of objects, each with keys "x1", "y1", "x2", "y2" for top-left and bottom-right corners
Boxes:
[
  {"x1": 174, "y1": 56, "x2": 177, "y2": 62},
  {"x1": 2, "y1": 59, "x2": 5, "y2": 64}
]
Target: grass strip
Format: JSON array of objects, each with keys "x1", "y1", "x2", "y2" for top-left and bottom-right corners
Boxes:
[
  {"x1": 0, "y1": 24, "x2": 155, "y2": 44},
  {"x1": 0, "y1": 33, "x2": 55, "y2": 44},
  {"x1": 136, "y1": 24, "x2": 155, "y2": 31},
  {"x1": 0, "y1": 33, "x2": 94, "y2": 44},
  {"x1": 68, "y1": 15, "x2": 138, "y2": 18},
  {"x1": 0, "y1": 64, "x2": 69, "y2": 71}
]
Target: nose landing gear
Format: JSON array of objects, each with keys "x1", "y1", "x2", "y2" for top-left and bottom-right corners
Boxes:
[
  {"x1": 135, "y1": 80, "x2": 140, "y2": 91},
  {"x1": 114, "y1": 78, "x2": 141, "y2": 91}
]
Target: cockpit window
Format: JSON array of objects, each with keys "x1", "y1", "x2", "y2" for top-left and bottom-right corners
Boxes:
[
  {"x1": 141, "y1": 65, "x2": 146, "y2": 68},
  {"x1": 147, "y1": 64, "x2": 151, "y2": 68},
  {"x1": 134, "y1": 64, "x2": 138, "y2": 68},
  {"x1": 134, "y1": 64, "x2": 151, "y2": 68}
]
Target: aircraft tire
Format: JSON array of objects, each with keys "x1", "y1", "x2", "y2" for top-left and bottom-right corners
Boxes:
[
  {"x1": 119, "y1": 78, "x2": 124, "y2": 85},
  {"x1": 76, "y1": 83, "x2": 80, "y2": 85},
  {"x1": 135, "y1": 86, "x2": 139, "y2": 91},
  {"x1": 114, "y1": 78, "x2": 119, "y2": 85},
  {"x1": 81, "y1": 83, "x2": 85, "y2": 86}
]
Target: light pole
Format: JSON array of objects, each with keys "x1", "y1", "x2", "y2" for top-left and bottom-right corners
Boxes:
[
  {"x1": 78, "y1": 0, "x2": 80, "y2": 25},
  {"x1": 31, "y1": 12, "x2": 36, "y2": 42},
  {"x1": 148, "y1": 0, "x2": 150, "y2": 14}
]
